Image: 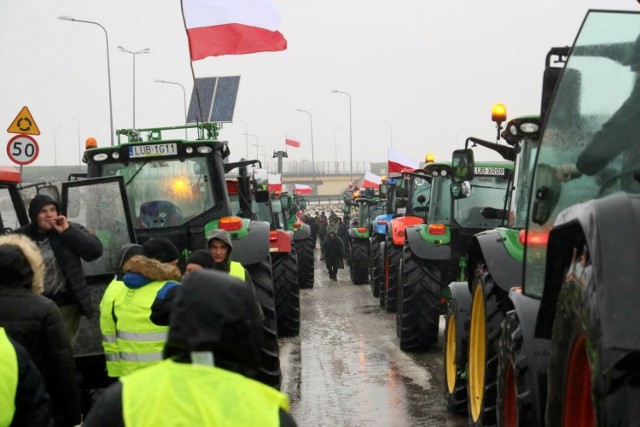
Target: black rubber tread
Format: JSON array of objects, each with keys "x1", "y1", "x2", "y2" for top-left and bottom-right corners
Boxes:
[
  {"x1": 349, "y1": 238, "x2": 370, "y2": 285},
  {"x1": 379, "y1": 242, "x2": 387, "y2": 307},
  {"x1": 272, "y1": 251, "x2": 300, "y2": 337},
  {"x1": 468, "y1": 264, "x2": 510, "y2": 426},
  {"x1": 245, "y1": 258, "x2": 281, "y2": 389},
  {"x1": 385, "y1": 243, "x2": 403, "y2": 313},
  {"x1": 496, "y1": 311, "x2": 538, "y2": 427},
  {"x1": 370, "y1": 235, "x2": 383, "y2": 297},
  {"x1": 545, "y1": 247, "x2": 640, "y2": 426},
  {"x1": 444, "y1": 295, "x2": 469, "y2": 415},
  {"x1": 294, "y1": 237, "x2": 315, "y2": 289},
  {"x1": 396, "y1": 247, "x2": 441, "y2": 350}
]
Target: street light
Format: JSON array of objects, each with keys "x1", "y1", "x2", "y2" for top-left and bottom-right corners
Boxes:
[
  {"x1": 242, "y1": 133, "x2": 259, "y2": 159},
  {"x1": 58, "y1": 15, "x2": 114, "y2": 146},
  {"x1": 252, "y1": 144, "x2": 266, "y2": 165},
  {"x1": 384, "y1": 121, "x2": 393, "y2": 148},
  {"x1": 118, "y1": 46, "x2": 151, "y2": 129},
  {"x1": 240, "y1": 120, "x2": 249, "y2": 158},
  {"x1": 72, "y1": 119, "x2": 81, "y2": 169},
  {"x1": 331, "y1": 90, "x2": 353, "y2": 183},
  {"x1": 155, "y1": 79, "x2": 187, "y2": 138},
  {"x1": 296, "y1": 109, "x2": 315, "y2": 177},
  {"x1": 54, "y1": 127, "x2": 62, "y2": 167},
  {"x1": 334, "y1": 127, "x2": 342, "y2": 165}
]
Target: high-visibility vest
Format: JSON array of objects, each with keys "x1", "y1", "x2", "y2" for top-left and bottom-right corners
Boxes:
[
  {"x1": 102, "y1": 280, "x2": 170, "y2": 377},
  {"x1": 0, "y1": 328, "x2": 18, "y2": 427},
  {"x1": 122, "y1": 359, "x2": 288, "y2": 427},
  {"x1": 100, "y1": 279, "x2": 127, "y2": 377},
  {"x1": 229, "y1": 261, "x2": 246, "y2": 281}
]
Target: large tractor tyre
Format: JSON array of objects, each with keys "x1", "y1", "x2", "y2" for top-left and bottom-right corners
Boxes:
[
  {"x1": 496, "y1": 311, "x2": 538, "y2": 427},
  {"x1": 385, "y1": 243, "x2": 403, "y2": 313},
  {"x1": 444, "y1": 294, "x2": 470, "y2": 414},
  {"x1": 350, "y1": 238, "x2": 369, "y2": 285},
  {"x1": 545, "y1": 247, "x2": 640, "y2": 427},
  {"x1": 272, "y1": 251, "x2": 300, "y2": 338},
  {"x1": 245, "y1": 259, "x2": 281, "y2": 389},
  {"x1": 396, "y1": 249, "x2": 441, "y2": 351},
  {"x1": 379, "y1": 242, "x2": 388, "y2": 308},
  {"x1": 370, "y1": 236, "x2": 382, "y2": 297},
  {"x1": 467, "y1": 264, "x2": 510, "y2": 426},
  {"x1": 294, "y1": 237, "x2": 315, "y2": 289}
]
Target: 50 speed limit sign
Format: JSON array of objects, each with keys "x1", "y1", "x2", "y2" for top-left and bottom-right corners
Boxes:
[{"x1": 7, "y1": 134, "x2": 39, "y2": 165}]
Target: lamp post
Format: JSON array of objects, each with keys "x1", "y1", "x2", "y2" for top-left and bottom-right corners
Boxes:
[
  {"x1": 242, "y1": 133, "x2": 259, "y2": 159},
  {"x1": 118, "y1": 46, "x2": 151, "y2": 129},
  {"x1": 240, "y1": 120, "x2": 249, "y2": 158},
  {"x1": 384, "y1": 121, "x2": 393, "y2": 148},
  {"x1": 58, "y1": 16, "x2": 114, "y2": 146},
  {"x1": 155, "y1": 79, "x2": 187, "y2": 138},
  {"x1": 331, "y1": 90, "x2": 353, "y2": 183},
  {"x1": 334, "y1": 127, "x2": 342, "y2": 171},
  {"x1": 53, "y1": 127, "x2": 62, "y2": 167},
  {"x1": 72, "y1": 118, "x2": 81, "y2": 169},
  {"x1": 296, "y1": 109, "x2": 315, "y2": 177},
  {"x1": 252, "y1": 144, "x2": 266, "y2": 165}
]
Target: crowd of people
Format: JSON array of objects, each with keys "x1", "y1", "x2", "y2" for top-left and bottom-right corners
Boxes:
[{"x1": 299, "y1": 209, "x2": 350, "y2": 281}]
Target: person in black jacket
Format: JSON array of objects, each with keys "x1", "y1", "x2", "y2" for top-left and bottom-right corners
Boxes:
[
  {"x1": 0, "y1": 234, "x2": 81, "y2": 427},
  {"x1": 14, "y1": 194, "x2": 103, "y2": 345},
  {"x1": 321, "y1": 231, "x2": 345, "y2": 281}
]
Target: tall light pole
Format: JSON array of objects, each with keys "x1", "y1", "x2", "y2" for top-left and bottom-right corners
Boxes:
[
  {"x1": 58, "y1": 16, "x2": 114, "y2": 146},
  {"x1": 240, "y1": 120, "x2": 249, "y2": 158},
  {"x1": 54, "y1": 127, "x2": 62, "y2": 167},
  {"x1": 384, "y1": 121, "x2": 393, "y2": 148},
  {"x1": 334, "y1": 127, "x2": 342, "y2": 167},
  {"x1": 252, "y1": 144, "x2": 266, "y2": 165},
  {"x1": 296, "y1": 109, "x2": 315, "y2": 177},
  {"x1": 155, "y1": 79, "x2": 187, "y2": 138},
  {"x1": 242, "y1": 133, "x2": 259, "y2": 160},
  {"x1": 118, "y1": 46, "x2": 151, "y2": 129},
  {"x1": 72, "y1": 118, "x2": 81, "y2": 169},
  {"x1": 331, "y1": 90, "x2": 353, "y2": 183}
]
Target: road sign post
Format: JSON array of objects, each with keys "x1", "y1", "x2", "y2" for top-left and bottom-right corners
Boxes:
[{"x1": 7, "y1": 134, "x2": 39, "y2": 165}]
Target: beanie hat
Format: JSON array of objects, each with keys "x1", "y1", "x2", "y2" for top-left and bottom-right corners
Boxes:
[
  {"x1": 28, "y1": 194, "x2": 60, "y2": 223},
  {"x1": 116, "y1": 244, "x2": 144, "y2": 277},
  {"x1": 142, "y1": 237, "x2": 180, "y2": 263},
  {"x1": 186, "y1": 249, "x2": 215, "y2": 269}
]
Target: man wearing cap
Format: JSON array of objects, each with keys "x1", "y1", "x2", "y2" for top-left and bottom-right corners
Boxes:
[
  {"x1": 15, "y1": 194, "x2": 103, "y2": 345},
  {"x1": 184, "y1": 249, "x2": 215, "y2": 274},
  {"x1": 100, "y1": 237, "x2": 181, "y2": 377}
]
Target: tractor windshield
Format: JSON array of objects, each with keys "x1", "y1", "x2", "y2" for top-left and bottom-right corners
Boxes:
[
  {"x1": 407, "y1": 174, "x2": 431, "y2": 219},
  {"x1": 428, "y1": 175, "x2": 452, "y2": 224},
  {"x1": 453, "y1": 173, "x2": 510, "y2": 229},
  {"x1": 511, "y1": 138, "x2": 538, "y2": 228}
]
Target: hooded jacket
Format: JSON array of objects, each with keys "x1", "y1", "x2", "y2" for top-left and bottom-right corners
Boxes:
[
  {"x1": 15, "y1": 194, "x2": 103, "y2": 317},
  {"x1": 0, "y1": 234, "x2": 81, "y2": 427}
]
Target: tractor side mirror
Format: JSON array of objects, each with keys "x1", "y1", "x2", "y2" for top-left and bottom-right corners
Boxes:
[{"x1": 452, "y1": 149, "x2": 475, "y2": 182}]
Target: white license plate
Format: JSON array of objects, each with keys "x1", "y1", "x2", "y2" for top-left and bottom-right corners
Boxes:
[
  {"x1": 474, "y1": 167, "x2": 505, "y2": 176},
  {"x1": 129, "y1": 143, "x2": 177, "y2": 158}
]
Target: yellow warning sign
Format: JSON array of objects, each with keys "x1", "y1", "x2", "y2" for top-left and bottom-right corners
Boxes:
[{"x1": 7, "y1": 106, "x2": 40, "y2": 135}]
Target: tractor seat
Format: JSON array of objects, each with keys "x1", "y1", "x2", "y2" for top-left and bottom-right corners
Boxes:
[{"x1": 137, "y1": 200, "x2": 182, "y2": 228}]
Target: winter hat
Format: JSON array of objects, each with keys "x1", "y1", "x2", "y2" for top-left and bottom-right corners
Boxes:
[
  {"x1": 116, "y1": 243, "x2": 144, "y2": 277},
  {"x1": 143, "y1": 237, "x2": 180, "y2": 263},
  {"x1": 0, "y1": 234, "x2": 44, "y2": 293},
  {"x1": 28, "y1": 194, "x2": 59, "y2": 223},
  {"x1": 186, "y1": 249, "x2": 215, "y2": 269}
]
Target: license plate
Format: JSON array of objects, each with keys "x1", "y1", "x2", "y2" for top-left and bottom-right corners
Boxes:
[
  {"x1": 129, "y1": 143, "x2": 177, "y2": 158},
  {"x1": 474, "y1": 167, "x2": 505, "y2": 176}
]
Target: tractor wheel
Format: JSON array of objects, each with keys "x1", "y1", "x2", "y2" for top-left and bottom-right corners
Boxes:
[
  {"x1": 385, "y1": 243, "x2": 403, "y2": 313},
  {"x1": 444, "y1": 291, "x2": 470, "y2": 414},
  {"x1": 350, "y1": 238, "x2": 369, "y2": 285},
  {"x1": 396, "y1": 248, "x2": 441, "y2": 350},
  {"x1": 496, "y1": 311, "x2": 538, "y2": 427},
  {"x1": 294, "y1": 237, "x2": 315, "y2": 289},
  {"x1": 272, "y1": 251, "x2": 300, "y2": 337},
  {"x1": 370, "y1": 235, "x2": 382, "y2": 297},
  {"x1": 545, "y1": 246, "x2": 640, "y2": 427},
  {"x1": 467, "y1": 263, "x2": 510, "y2": 426},
  {"x1": 245, "y1": 258, "x2": 281, "y2": 389},
  {"x1": 379, "y1": 242, "x2": 388, "y2": 307}
]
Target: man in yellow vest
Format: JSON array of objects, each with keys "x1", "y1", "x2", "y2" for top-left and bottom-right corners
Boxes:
[{"x1": 84, "y1": 270, "x2": 297, "y2": 426}]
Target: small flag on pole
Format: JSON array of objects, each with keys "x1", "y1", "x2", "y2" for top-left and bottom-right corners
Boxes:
[
  {"x1": 294, "y1": 184, "x2": 313, "y2": 195},
  {"x1": 361, "y1": 172, "x2": 382, "y2": 190},
  {"x1": 268, "y1": 173, "x2": 282, "y2": 192},
  {"x1": 388, "y1": 148, "x2": 420, "y2": 174},
  {"x1": 285, "y1": 134, "x2": 301, "y2": 148}
]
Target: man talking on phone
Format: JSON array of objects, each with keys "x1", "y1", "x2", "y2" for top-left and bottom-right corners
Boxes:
[{"x1": 15, "y1": 194, "x2": 103, "y2": 345}]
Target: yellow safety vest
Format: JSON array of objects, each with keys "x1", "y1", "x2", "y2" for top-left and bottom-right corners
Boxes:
[
  {"x1": 102, "y1": 280, "x2": 170, "y2": 377},
  {"x1": 229, "y1": 261, "x2": 246, "y2": 281},
  {"x1": 0, "y1": 328, "x2": 18, "y2": 427},
  {"x1": 122, "y1": 359, "x2": 288, "y2": 427},
  {"x1": 100, "y1": 279, "x2": 127, "y2": 377}
]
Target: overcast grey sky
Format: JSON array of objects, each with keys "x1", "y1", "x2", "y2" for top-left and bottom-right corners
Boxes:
[{"x1": 0, "y1": 0, "x2": 636, "y2": 168}]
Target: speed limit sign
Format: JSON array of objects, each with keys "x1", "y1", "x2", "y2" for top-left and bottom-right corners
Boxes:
[{"x1": 7, "y1": 134, "x2": 39, "y2": 165}]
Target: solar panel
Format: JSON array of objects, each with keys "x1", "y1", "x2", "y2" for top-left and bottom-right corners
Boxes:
[{"x1": 186, "y1": 76, "x2": 241, "y2": 124}]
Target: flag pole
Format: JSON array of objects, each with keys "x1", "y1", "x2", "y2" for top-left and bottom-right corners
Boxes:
[{"x1": 180, "y1": 0, "x2": 205, "y2": 132}]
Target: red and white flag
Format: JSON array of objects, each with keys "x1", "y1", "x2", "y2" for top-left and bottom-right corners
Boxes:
[
  {"x1": 361, "y1": 171, "x2": 382, "y2": 190},
  {"x1": 388, "y1": 148, "x2": 419, "y2": 174},
  {"x1": 268, "y1": 173, "x2": 282, "y2": 192},
  {"x1": 182, "y1": 0, "x2": 288, "y2": 60},
  {"x1": 285, "y1": 134, "x2": 301, "y2": 148},
  {"x1": 294, "y1": 184, "x2": 312, "y2": 195}
]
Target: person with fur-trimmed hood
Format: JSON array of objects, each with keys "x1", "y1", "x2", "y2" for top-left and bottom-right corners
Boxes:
[
  {"x1": 0, "y1": 234, "x2": 81, "y2": 427},
  {"x1": 99, "y1": 238, "x2": 181, "y2": 378}
]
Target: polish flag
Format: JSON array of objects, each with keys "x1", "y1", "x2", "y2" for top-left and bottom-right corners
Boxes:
[
  {"x1": 268, "y1": 173, "x2": 282, "y2": 192},
  {"x1": 285, "y1": 134, "x2": 301, "y2": 148},
  {"x1": 294, "y1": 184, "x2": 312, "y2": 195},
  {"x1": 361, "y1": 171, "x2": 382, "y2": 190},
  {"x1": 182, "y1": 0, "x2": 288, "y2": 60},
  {"x1": 388, "y1": 148, "x2": 420, "y2": 174}
]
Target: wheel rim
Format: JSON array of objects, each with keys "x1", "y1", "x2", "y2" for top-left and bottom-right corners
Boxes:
[
  {"x1": 563, "y1": 335, "x2": 594, "y2": 427},
  {"x1": 469, "y1": 284, "x2": 486, "y2": 422},
  {"x1": 502, "y1": 362, "x2": 517, "y2": 427},
  {"x1": 445, "y1": 313, "x2": 457, "y2": 394}
]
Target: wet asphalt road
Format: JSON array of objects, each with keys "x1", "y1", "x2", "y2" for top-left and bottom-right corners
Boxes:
[{"x1": 279, "y1": 249, "x2": 468, "y2": 427}]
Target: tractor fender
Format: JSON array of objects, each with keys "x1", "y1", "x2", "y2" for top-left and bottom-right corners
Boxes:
[
  {"x1": 373, "y1": 213, "x2": 394, "y2": 235},
  {"x1": 448, "y1": 281, "x2": 472, "y2": 318},
  {"x1": 270, "y1": 229, "x2": 292, "y2": 253},
  {"x1": 230, "y1": 220, "x2": 271, "y2": 266},
  {"x1": 536, "y1": 192, "x2": 640, "y2": 353},
  {"x1": 469, "y1": 230, "x2": 523, "y2": 294},
  {"x1": 389, "y1": 216, "x2": 423, "y2": 246},
  {"x1": 292, "y1": 223, "x2": 311, "y2": 240},
  {"x1": 405, "y1": 224, "x2": 450, "y2": 261}
]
